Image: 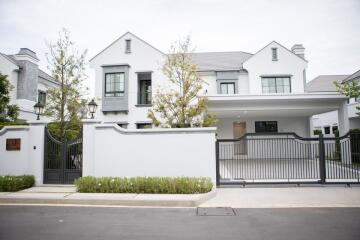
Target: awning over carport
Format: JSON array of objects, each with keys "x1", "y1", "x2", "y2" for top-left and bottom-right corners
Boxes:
[{"x1": 207, "y1": 93, "x2": 349, "y2": 134}]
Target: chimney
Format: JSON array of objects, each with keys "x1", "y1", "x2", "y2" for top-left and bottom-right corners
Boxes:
[
  {"x1": 291, "y1": 44, "x2": 305, "y2": 59},
  {"x1": 14, "y1": 48, "x2": 39, "y2": 102}
]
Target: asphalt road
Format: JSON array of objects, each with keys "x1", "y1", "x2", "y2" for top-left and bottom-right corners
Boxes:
[{"x1": 0, "y1": 205, "x2": 360, "y2": 240}]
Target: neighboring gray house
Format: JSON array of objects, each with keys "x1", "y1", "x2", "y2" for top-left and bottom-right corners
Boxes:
[
  {"x1": 308, "y1": 71, "x2": 360, "y2": 135},
  {"x1": 0, "y1": 48, "x2": 60, "y2": 121}
]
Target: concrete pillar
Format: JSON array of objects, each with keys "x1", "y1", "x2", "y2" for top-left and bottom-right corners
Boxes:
[
  {"x1": 82, "y1": 119, "x2": 102, "y2": 177},
  {"x1": 337, "y1": 100, "x2": 351, "y2": 164},
  {"x1": 338, "y1": 100, "x2": 350, "y2": 136},
  {"x1": 27, "y1": 120, "x2": 48, "y2": 186}
]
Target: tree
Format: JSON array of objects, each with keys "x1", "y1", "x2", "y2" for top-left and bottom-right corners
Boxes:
[
  {"x1": 147, "y1": 37, "x2": 217, "y2": 128},
  {"x1": 335, "y1": 80, "x2": 360, "y2": 116},
  {"x1": 0, "y1": 72, "x2": 19, "y2": 122},
  {"x1": 45, "y1": 28, "x2": 88, "y2": 140}
]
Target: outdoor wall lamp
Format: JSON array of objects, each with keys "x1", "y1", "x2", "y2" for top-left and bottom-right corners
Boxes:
[
  {"x1": 87, "y1": 99, "x2": 98, "y2": 119},
  {"x1": 33, "y1": 102, "x2": 44, "y2": 120}
]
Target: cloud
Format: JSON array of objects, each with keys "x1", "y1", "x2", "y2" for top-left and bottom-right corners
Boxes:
[{"x1": 1, "y1": 0, "x2": 360, "y2": 97}]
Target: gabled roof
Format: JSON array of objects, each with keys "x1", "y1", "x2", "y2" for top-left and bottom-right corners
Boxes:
[
  {"x1": 38, "y1": 69, "x2": 60, "y2": 86},
  {"x1": 1, "y1": 51, "x2": 58, "y2": 86},
  {"x1": 90, "y1": 31, "x2": 165, "y2": 62},
  {"x1": 0, "y1": 52, "x2": 19, "y2": 67},
  {"x1": 190, "y1": 51, "x2": 253, "y2": 71},
  {"x1": 305, "y1": 75, "x2": 349, "y2": 92},
  {"x1": 342, "y1": 69, "x2": 360, "y2": 83},
  {"x1": 243, "y1": 41, "x2": 308, "y2": 64}
]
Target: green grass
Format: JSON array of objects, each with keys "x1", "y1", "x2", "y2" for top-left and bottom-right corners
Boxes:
[
  {"x1": 74, "y1": 176, "x2": 213, "y2": 194},
  {"x1": 0, "y1": 175, "x2": 35, "y2": 192}
]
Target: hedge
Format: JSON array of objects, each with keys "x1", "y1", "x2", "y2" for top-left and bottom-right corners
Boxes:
[
  {"x1": 0, "y1": 175, "x2": 35, "y2": 192},
  {"x1": 74, "y1": 176, "x2": 213, "y2": 194}
]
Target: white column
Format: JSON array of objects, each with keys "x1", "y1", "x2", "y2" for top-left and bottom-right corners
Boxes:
[
  {"x1": 338, "y1": 100, "x2": 352, "y2": 164},
  {"x1": 27, "y1": 120, "x2": 48, "y2": 186},
  {"x1": 338, "y1": 99, "x2": 350, "y2": 135},
  {"x1": 82, "y1": 119, "x2": 101, "y2": 177}
]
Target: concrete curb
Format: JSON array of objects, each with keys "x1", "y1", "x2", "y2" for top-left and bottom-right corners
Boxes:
[{"x1": 0, "y1": 189, "x2": 217, "y2": 207}]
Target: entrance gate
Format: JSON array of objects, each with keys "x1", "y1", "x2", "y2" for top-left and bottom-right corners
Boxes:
[
  {"x1": 216, "y1": 132, "x2": 360, "y2": 186},
  {"x1": 43, "y1": 126, "x2": 83, "y2": 184}
]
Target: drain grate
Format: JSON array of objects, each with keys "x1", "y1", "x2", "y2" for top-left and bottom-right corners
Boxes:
[{"x1": 197, "y1": 207, "x2": 236, "y2": 216}]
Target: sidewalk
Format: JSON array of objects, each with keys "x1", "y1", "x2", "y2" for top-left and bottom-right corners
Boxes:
[
  {"x1": 0, "y1": 186, "x2": 216, "y2": 207},
  {"x1": 200, "y1": 186, "x2": 360, "y2": 208},
  {"x1": 1, "y1": 185, "x2": 360, "y2": 208}
]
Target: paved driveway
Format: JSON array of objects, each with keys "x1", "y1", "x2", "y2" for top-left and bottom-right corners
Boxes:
[
  {"x1": 0, "y1": 205, "x2": 360, "y2": 240},
  {"x1": 220, "y1": 158, "x2": 360, "y2": 182}
]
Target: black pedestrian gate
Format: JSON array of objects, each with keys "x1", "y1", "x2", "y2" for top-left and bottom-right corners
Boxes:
[
  {"x1": 43, "y1": 126, "x2": 83, "y2": 184},
  {"x1": 216, "y1": 131, "x2": 360, "y2": 186}
]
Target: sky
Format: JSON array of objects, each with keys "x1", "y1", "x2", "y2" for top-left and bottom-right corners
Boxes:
[{"x1": 0, "y1": 0, "x2": 359, "y2": 97}]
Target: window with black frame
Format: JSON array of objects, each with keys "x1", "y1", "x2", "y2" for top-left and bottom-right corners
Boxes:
[
  {"x1": 138, "y1": 73, "x2": 152, "y2": 105},
  {"x1": 261, "y1": 77, "x2": 291, "y2": 94},
  {"x1": 255, "y1": 121, "x2": 278, "y2": 133},
  {"x1": 38, "y1": 90, "x2": 46, "y2": 105},
  {"x1": 105, "y1": 72, "x2": 125, "y2": 97}
]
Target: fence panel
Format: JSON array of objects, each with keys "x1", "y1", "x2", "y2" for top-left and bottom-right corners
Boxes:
[{"x1": 216, "y1": 132, "x2": 360, "y2": 185}]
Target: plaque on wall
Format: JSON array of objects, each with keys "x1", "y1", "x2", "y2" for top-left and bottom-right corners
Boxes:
[{"x1": 6, "y1": 138, "x2": 21, "y2": 151}]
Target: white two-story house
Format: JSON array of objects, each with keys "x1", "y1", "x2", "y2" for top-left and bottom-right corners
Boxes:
[
  {"x1": 0, "y1": 48, "x2": 59, "y2": 121},
  {"x1": 90, "y1": 32, "x2": 349, "y2": 137}
]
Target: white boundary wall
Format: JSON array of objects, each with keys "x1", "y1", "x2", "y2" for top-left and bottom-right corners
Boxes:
[
  {"x1": 83, "y1": 120, "x2": 217, "y2": 183},
  {"x1": 0, "y1": 121, "x2": 47, "y2": 185}
]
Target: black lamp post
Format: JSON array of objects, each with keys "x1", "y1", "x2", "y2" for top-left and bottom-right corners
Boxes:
[
  {"x1": 33, "y1": 102, "x2": 44, "y2": 120},
  {"x1": 87, "y1": 99, "x2": 98, "y2": 119}
]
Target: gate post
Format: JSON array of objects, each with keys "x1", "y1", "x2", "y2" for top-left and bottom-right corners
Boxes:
[
  {"x1": 318, "y1": 133, "x2": 326, "y2": 184},
  {"x1": 27, "y1": 120, "x2": 48, "y2": 186},
  {"x1": 215, "y1": 140, "x2": 220, "y2": 187}
]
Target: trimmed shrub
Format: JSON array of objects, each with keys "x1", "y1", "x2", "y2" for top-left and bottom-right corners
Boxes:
[
  {"x1": 75, "y1": 176, "x2": 213, "y2": 194},
  {"x1": 0, "y1": 175, "x2": 35, "y2": 192}
]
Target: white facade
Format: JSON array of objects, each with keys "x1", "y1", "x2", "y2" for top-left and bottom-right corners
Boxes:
[
  {"x1": 0, "y1": 49, "x2": 59, "y2": 122},
  {"x1": 90, "y1": 32, "x2": 349, "y2": 137},
  {"x1": 0, "y1": 122, "x2": 47, "y2": 185},
  {"x1": 82, "y1": 121, "x2": 217, "y2": 183}
]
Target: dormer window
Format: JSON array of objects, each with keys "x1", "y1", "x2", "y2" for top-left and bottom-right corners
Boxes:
[
  {"x1": 125, "y1": 39, "x2": 131, "y2": 53},
  {"x1": 271, "y1": 48, "x2": 278, "y2": 61}
]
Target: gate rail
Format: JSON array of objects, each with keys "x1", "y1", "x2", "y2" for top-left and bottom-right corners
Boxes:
[
  {"x1": 216, "y1": 131, "x2": 360, "y2": 186},
  {"x1": 43, "y1": 126, "x2": 83, "y2": 184}
]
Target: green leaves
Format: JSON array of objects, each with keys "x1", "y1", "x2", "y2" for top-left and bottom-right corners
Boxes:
[
  {"x1": 335, "y1": 80, "x2": 360, "y2": 116},
  {"x1": 74, "y1": 176, "x2": 213, "y2": 194},
  {"x1": 0, "y1": 175, "x2": 35, "y2": 192},
  {"x1": 45, "y1": 28, "x2": 88, "y2": 141},
  {"x1": 0, "y1": 72, "x2": 19, "y2": 122},
  {"x1": 148, "y1": 36, "x2": 217, "y2": 128}
]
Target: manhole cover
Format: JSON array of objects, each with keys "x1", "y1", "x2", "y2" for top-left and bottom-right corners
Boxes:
[{"x1": 197, "y1": 207, "x2": 236, "y2": 216}]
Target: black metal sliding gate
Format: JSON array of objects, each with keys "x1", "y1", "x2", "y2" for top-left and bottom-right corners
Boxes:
[
  {"x1": 43, "y1": 127, "x2": 83, "y2": 184},
  {"x1": 216, "y1": 132, "x2": 360, "y2": 186}
]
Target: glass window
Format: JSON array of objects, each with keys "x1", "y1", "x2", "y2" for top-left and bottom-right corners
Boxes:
[
  {"x1": 262, "y1": 77, "x2": 291, "y2": 93},
  {"x1": 220, "y1": 82, "x2": 235, "y2": 94},
  {"x1": 139, "y1": 80, "x2": 152, "y2": 104},
  {"x1": 324, "y1": 126, "x2": 331, "y2": 135},
  {"x1": 255, "y1": 121, "x2": 278, "y2": 133},
  {"x1": 38, "y1": 90, "x2": 46, "y2": 105},
  {"x1": 105, "y1": 73, "x2": 125, "y2": 97}
]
